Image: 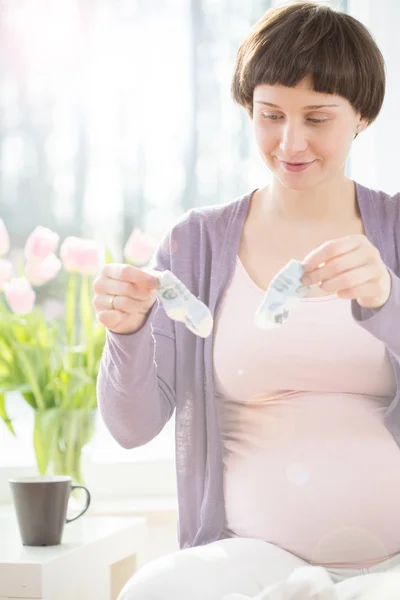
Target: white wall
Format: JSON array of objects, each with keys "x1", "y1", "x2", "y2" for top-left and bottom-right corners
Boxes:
[{"x1": 348, "y1": 0, "x2": 400, "y2": 195}]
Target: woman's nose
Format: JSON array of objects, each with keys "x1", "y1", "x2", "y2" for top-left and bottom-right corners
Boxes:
[{"x1": 279, "y1": 124, "x2": 308, "y2": 155}]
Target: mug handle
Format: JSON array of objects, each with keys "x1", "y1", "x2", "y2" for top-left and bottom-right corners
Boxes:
[{"x1": 66, "y1": 485, "x2": 91, "y2": 524}]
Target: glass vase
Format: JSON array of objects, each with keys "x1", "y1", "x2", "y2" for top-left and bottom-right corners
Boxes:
[{"x1": 33, "y1": 407, "x2": 96, "y2": 485}]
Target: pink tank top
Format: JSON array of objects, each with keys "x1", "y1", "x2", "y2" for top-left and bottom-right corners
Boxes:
[{"x1": 213, "y1": 256, "x2": 399, "y2": 569}]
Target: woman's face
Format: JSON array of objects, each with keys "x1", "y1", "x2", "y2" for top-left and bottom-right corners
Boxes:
[{"x1": 252, "y1": 77, "x2": 367, "y2": 190}]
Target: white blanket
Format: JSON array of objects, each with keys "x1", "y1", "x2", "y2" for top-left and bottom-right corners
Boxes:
[
  {"x1": 222, "y1": 565, "x2": 400, "y2": 600},
  {"x1": 223, "y1": 566, "x2": 339, "y2": 600}
]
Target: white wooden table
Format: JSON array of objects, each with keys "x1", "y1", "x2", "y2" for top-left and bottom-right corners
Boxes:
[{"x1": 0, "y1": 514, "x2": 147, "y2": 600}]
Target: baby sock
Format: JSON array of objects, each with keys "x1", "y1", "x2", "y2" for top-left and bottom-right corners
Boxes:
[
  {"x1": 155, "y1": 270, "x2": 214, "y2": 338},
  {"x1": 254, "y1": 259, "x2": 311, "y2": 330},
  {"x1": 149, "y1": 259, "x2": 311, "y2": 337}
]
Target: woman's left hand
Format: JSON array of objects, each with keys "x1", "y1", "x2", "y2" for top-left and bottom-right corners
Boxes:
[{"x1": 300, "y1": 234, "x2": 392, "y2": 310}]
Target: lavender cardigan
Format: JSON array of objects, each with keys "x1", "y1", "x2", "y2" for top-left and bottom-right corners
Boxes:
[{"x1": 97, "y1": 181, "x2": 400, "y2": 549}]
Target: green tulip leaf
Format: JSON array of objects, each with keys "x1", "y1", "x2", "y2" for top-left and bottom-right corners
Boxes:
[
  {"x1": 0, "y1": 393, "x2": 15, "y2": 436},
  {"x1": 33, "y1": 409, "x2": 60, "y2": 475}
]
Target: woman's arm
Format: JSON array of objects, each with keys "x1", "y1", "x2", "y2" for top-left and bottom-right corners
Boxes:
[
  {"x1": 301, "y1": 233, "x2": 400, "y2": 361},
  {"x1": 351, "y1": 266, "x2": 400, "y2": 361},
  {"x1": 96, "y1": 240, "x2": 176, "y2": 449}
]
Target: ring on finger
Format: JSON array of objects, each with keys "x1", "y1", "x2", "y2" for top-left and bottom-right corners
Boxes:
[{"x1": 109, "y1": 294, "x2": 117, "y2": 310}]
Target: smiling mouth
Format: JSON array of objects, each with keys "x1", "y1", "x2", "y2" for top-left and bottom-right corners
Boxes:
[
  {"x1": 278, "y1": 159, "x2": 316, "y2": 172},
  {"x1": 282, "y1": 161, "x2": 314, "y2": 165}
]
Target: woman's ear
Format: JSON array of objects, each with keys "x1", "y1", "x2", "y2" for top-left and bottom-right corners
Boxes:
[{"x1": 357, "y1": 117, "x2": 369, "y2": 135}]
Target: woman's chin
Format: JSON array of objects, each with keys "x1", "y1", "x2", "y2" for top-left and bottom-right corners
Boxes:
[{"x1": 273, "y1": 174, "x2": 321, "y2": 192}]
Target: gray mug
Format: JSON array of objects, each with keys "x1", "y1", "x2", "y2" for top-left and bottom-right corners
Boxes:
[{"x1": 9, "y1": 475, "x2": 91, "y2": 546}]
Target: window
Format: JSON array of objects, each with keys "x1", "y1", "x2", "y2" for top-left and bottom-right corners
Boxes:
[
  {"x1": 0, "y1": 0, "x2": 272, "y2": 489},
  {"x1": 3, "y1": 0, "x2": 396, "y2": 500}
]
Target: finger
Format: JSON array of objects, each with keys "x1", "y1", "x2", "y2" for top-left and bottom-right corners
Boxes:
[
  {"x1": 302, "y1": 235, "x2": 365, "y2": 271},
  {"x1": 301, "y1": 247, "x2": 370, "y2": 286},
  {"x1": 94, "y1": 278, "x2": 157, "y2": 301},
  {"x1": 102, "y1": 263, "x2": 160, "y2": 288},
  {"x1": 93, "y1": 293, "x2": 153, "y2": 314},
  {"x1": 336, "y1": 280, "x2": 381, "y2": 299},
  {"x1": 96, "y1": 309, "x2": 127, "y2": 329},
  {"x1": 319, "y1": 264, "x2": 378, "y2": 294}
]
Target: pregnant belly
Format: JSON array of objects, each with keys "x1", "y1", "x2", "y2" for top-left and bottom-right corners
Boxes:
[{"x1": 221, "y1": 391, "x2": 400, "y2": 568}]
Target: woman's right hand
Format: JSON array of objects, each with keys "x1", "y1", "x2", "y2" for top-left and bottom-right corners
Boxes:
[{"x1": 92, "y1": 264, "x2": 160, "y2": 335}]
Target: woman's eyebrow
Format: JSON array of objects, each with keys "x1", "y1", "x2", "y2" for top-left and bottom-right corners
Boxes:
[{"x1": 254, "y1": 101, "x2": 341, "y2": 109}]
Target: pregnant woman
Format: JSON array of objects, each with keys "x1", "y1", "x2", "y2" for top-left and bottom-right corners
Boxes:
[{"x1": 93, "y1": 3, "x2": 400, "y2": 599}]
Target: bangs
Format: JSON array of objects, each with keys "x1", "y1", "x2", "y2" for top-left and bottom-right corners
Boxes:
[{"x1": 231, "y1": 2, "x2": 385, "y2": 122}]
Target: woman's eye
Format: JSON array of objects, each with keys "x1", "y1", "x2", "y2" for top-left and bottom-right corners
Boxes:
[{"x1": 261, "y1": 113, "x2": 327, "y2": 124}]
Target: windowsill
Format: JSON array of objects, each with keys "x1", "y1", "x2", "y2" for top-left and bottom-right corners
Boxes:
[
  {"x1": 88, "y1": 495, "x2": 178, "y2": 525},
  {"x1": 0, "y1": 457, "x2": 177, "y2": 504}
]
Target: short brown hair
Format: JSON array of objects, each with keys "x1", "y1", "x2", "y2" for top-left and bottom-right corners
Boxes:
[{"x1": 231, "y1": 2, "x2": 386, "y2": 126}]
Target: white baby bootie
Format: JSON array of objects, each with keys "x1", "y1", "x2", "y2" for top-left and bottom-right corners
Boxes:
[
  {"x1": 254, "y1": 259, "x2": 311, "y2": 330},
  {"x1": 155, "y1": 270, "x2": 213, "y2": 338}
]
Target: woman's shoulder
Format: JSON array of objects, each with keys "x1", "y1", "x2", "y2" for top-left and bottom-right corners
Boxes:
[
  {"x1": 356, "y1": 181, "x2": 400, "y2": 240},
  {"x1": 154, "y1": 190, "x2": 255, "y2": 275},
  {"x1": 166, "y1": 189, "x2": 255, "y2": 242},
  {"x1": 356, "y1": 181, "x2": 400, "y2": 267},
  {"x1": 357, "y1": 181, "x2": 400, "y2": 212}
]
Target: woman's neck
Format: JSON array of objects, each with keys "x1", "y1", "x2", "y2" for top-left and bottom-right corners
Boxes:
[{"x1": 259, "y1": 177, "x2": 358, "y2": 224}]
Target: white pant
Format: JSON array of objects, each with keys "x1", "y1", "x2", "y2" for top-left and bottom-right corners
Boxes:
[{"x1": 118, "y1": 538, "x2": 400, "y2": 600}]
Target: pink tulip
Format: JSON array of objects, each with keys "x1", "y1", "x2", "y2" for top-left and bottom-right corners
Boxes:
[
  {"x1": 3, "y1": 277, "x2": 36, "y2": 315},
  {"x1": 123, "y1": 228, "x2": 157, "y2": 266},
  {"x1": 25, "y1": 254, "x2": 62, "y2": 286},
  {"x1": 0, "y1": 259, "x2": 13, "y2": 290},
  {"x1": 60, "y1": 237, "x2": 102, "y2": 275},
  {"x1": 24, "y1": 226, "x2": 60, "y2": 261},
  {"x1": 0, "y1": 219, "x2": 10, "y2": 258},
  {"x1": 42, "y1": 299, "x2": 66, "y2": 320}
]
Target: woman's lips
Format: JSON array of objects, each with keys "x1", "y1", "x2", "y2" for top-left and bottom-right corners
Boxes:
[{"x1": 280, "y1": 160, "x2": 316, "y2": 172}]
